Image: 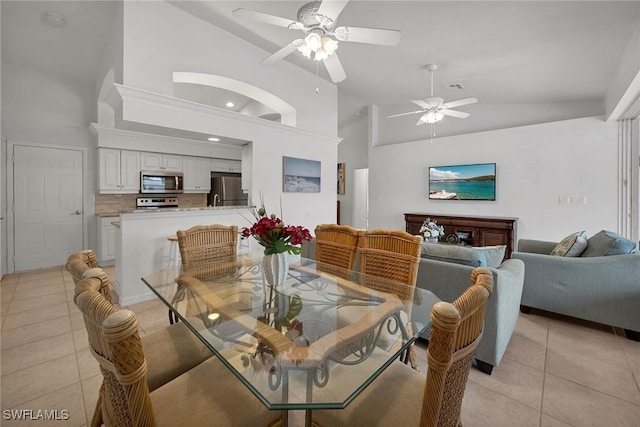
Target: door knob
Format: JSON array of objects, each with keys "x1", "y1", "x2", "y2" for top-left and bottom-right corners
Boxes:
[{"x1": 70, "y1": 210, "x2": 82, "y2": 215}]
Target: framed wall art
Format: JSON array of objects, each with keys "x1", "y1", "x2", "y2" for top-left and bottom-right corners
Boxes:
[
  {"x1": 283, "y1": 156, "x2": 321, "y2": 192},
  {"x1": 337, "y1": 162, "x2": 345, "y2": 194}
]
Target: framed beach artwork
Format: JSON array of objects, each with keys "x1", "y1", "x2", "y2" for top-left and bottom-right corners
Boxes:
[
  {"x1": 428, "y1": 163, "x2": 496, "y2": 200},
  {"x1": 283, "y1": 156, "x2": 321, "y2": 192}
]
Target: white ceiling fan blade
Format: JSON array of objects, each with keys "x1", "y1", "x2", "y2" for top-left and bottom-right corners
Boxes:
[
  {"x1": 411, "y1": 100, "x2": 430, "y2": 109},
  {"x1": 261, "y1": 40, "x2": 303, "y2": 65},
  {"x1": 333, "y1": 26, "x2": 401, "y2": 46},
  {"x1": 232, "y1": 8, "x2": 304, "y2": 30},
  {"x1": 416, "y1": 116, "x2": 427, "y2": 126},
  {"x1": 441, "y1": 109, "x2": 471, "y2": 119},
  {"x1": 442, "y1": 97, "x2": 478, "y2": 109},
  {"x1": 323, "y1": 53, "x2": 347, "y2": 83},
  {"x1": 387, "y1": 110, "x2": 425, "y2": 118},
  {"x1": 316, "y1": 0, "x2": 349, "y2": 27}
]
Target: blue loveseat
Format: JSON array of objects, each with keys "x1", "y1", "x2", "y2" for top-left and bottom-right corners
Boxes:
[{"x1": 512, "y1": 236, "x2": 640, "y2": 340}]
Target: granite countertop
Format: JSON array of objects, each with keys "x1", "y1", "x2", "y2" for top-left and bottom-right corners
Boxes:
[
  {"x1": 96, "y1": 212, "x2": 120, "y2": 218},
  {"x1": 120, "y1": 205, "x2": 252, "y2": 214}
]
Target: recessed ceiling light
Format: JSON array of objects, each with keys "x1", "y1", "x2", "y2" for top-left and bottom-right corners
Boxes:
[
  {"x1": 208, "y1": 137, "x2": 220, "y2": 142},
  {"x1": 42, "y1": 11, "x2": 66, "y2": 28},
  {"x1": 225, "y1": 101, "x2": 234, "y2": 108}
]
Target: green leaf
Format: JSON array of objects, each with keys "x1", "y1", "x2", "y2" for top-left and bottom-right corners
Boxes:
[{"x1": 287, "y1": 294, "x2": 303, "y2": 320}]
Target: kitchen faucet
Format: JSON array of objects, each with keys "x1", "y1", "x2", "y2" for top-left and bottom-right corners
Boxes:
[{"x1": 212, "y1": 194, "x2": 220, "y2": 207}]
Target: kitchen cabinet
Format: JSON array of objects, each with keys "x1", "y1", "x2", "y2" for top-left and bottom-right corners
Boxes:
[
  {"x1": 211, "y1": 158, "x2": 241, "y2": 173},
  {"x1": 141, "y1": 152, "x2": 182, "y2": 171},
  {"x1": 183, "y1": 156, "x2": 212, "y2": 192},
  {"x1": 97, "y1": 216, "x2": 118, "y2": 265},
  {"x1": 98, "y1": 148, "x2": 140, "y2": 193},
  {"x1": 241, "y1": 144, "x2": 252, "y2": 192}
]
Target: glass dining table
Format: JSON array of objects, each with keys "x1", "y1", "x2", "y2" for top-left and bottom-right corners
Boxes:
[{"x1": 141, "y1": 255, "x2": 439, "y2": 427}]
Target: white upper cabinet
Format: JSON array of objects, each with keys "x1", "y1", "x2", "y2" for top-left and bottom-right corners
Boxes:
[
  {"x1": 183, "y1": 156, "x2": 212, "y2": 192},
  {"x1": 98, "y1": 148, "x2": 140, "y2": 193},
  {"x1": 211, "y1": 158, "x2": 241, "y2": 173},
  {"x1": 141, "y1": 152, "x2": 183, "y2": 171}
]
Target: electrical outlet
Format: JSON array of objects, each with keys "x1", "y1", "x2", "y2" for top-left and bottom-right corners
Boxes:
[
  {"x1": 558, "y1": 196, "x2": 570, "y2": 205},
  {"x1": 571, "y1": 196, "x2": 587, "y2": 205}
]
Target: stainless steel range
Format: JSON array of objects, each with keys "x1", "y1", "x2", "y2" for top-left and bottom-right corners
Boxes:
[{"x1": 136, "y1": 196, "x2": 179, "y2": 210}]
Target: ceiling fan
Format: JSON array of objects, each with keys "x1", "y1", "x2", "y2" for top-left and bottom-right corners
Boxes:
[
  {"x1": 389, "y1": 64, "x2": 478, "y2": 125},
  {"x1": 232, "y1": 1, "x2": 401, "y2": 83}
]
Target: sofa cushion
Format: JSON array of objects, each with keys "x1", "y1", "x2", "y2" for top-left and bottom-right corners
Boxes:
[
  {"x1": 581, "y1": 230, "x2": 638, "y2": 257},
  {"x1": 420, "y1": 243, "x2": 505, "y2": 268},
  {"x1": 550, "y1": 231, "x2": 588, "y2": 257}
]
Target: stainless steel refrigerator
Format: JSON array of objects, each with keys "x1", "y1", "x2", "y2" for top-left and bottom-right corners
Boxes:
[{"x1": 209, "y1": 174, "x2": 248, "y2": 206}]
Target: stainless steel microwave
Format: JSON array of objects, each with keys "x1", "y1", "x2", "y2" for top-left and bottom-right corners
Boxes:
[{"x1": 140, "y1": 171, "x2": 184, "y2": 194}]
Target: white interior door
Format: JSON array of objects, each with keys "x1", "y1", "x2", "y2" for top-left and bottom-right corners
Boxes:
[
  {"x1": 353, "y1": 168, "x2": 369, "y2": 229},
  {"x1": 13, "y1": 145, "x2": 84, "y2": 271}
]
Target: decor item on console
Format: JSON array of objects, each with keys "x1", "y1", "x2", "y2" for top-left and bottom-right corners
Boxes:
[
  {"x1": 419, "y1": 217, "x2": 445, "y2": 242},
  {"x1": 428, "y1": 163, "x2": 496, "y2": 201}
]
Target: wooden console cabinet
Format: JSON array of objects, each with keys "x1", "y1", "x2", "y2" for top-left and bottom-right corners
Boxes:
[{"x1": 404, "y1": 213, "x2": 518, "y2": 259}]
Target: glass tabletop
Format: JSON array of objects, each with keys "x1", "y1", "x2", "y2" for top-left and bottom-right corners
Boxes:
[{"x1": 141, "y1": 255, "x2": 439, "y2": 411}]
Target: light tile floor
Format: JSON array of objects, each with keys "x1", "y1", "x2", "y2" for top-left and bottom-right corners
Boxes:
[{"x1": 1, "y1": 265, "x2": 639, "y2": 426}]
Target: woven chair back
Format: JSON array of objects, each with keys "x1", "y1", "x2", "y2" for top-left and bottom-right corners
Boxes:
[
  {"x1": 176, "y1": 224, "x2": 238, "y2": 271},
  {"x1": 358, "y1": 229, "x2": 423, "y2": 301},
  {"x1": 315, "y1": 224, "x2": 364, "y2": 279},
  {"x1": 73, "y1": 268, "x2": 144, "y2": 427},
  {"x1": 102, "y1": 309, "x2": 157, "y2": 427},
  {"x1": 66, "y1": 249, "x2": 99, "y2": 285},
  {"x1": 420, "y1": 267, "x2": 494, "y2": 427}
]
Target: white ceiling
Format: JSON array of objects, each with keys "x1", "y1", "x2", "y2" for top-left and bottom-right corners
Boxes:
[{"x1": 3, "y1": 1, "x2": 640, "y2": 134}]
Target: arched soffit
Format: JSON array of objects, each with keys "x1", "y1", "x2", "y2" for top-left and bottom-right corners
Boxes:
[
  {"x1": 173, "y1": 72, "x2": 296, "y2": 126},
  {"x1": 97, "y1": 68, "x2": 115, "y2": 126}
]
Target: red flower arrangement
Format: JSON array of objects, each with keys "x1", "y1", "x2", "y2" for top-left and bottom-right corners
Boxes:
[{"x1": 241, "y1": 205, "x2": 312, "y2": 255}]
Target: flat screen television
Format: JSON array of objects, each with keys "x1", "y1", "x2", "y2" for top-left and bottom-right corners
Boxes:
[{"x1": 428, "y1": 163, "x2": 496, "y2": 200}]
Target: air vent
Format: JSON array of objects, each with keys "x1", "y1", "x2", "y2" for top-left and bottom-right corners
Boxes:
[{"x1": 446, "y1": 83, "x2": 465, "y2": 90}]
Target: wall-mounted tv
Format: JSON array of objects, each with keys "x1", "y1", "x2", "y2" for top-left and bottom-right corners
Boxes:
[{"x1": 428, "y1": 163, "x2": 496, "y2": 200}]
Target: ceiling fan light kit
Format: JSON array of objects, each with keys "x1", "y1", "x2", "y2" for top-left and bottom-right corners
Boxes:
[
  {"x1": 233, "y1": 0, "x2": 401, "y2": 83},
  {"x1": 298, "y1": 32, "x2": 338, "y2": 61},
  {"x1": 388, "y1": 63, "x2": 478, "y2": 127}
]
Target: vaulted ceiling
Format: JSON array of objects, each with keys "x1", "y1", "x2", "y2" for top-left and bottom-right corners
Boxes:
[{"x1": 3, "y1": 1, "x2": 639, "y2": 137}]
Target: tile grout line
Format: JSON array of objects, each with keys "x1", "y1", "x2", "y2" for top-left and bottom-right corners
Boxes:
[{"x1": 538, "y1": 319, "x2": 550, "y2": 427}]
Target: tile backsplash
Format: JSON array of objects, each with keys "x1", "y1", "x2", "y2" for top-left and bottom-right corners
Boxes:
[{"x1": 95, "y1": 193, "x2": 207, "y2": 216}]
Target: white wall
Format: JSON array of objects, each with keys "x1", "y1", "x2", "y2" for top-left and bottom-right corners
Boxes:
[
  {"x1": 121, "y1": 1, "x2": 337, "y2": 137},
  {"x1": 116, "y1": 1, "x2": 341, "y2": 233},
  {"x1": 367, "y1": 116, "x2": 619, "y2": 242},
  {"x1": 337, "y1": 114, "x2": 369, "y2": 225},
  {"x1": 2, "y1": 64, "x2": 95, "y2": 146}
]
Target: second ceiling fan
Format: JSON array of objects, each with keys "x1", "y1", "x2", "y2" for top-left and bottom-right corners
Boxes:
[
  {"x1": 233, "y1": 0, "x2": 401, "y2": 83},
  {"x1": 389, "y1": 64, "x2": 478, "y2": 125}
]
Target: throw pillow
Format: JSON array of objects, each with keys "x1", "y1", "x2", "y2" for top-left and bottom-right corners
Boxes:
[
  {"x1": 476, "y1": 245, "x2": 507, "y2": 268},
  {"x1": 550, "y1": 231, "x2": 588, "y2": 257},
  {"x1": 581, "y1": 230, "x2": 638, "y2": 257}
]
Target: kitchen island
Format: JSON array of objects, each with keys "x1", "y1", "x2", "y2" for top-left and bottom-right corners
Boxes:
[{"x1": 115, "y1": 206, "x2": 255, "y2": 305}]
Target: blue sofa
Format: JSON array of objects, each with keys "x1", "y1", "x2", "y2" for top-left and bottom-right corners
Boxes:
[
  {"x1": 415, "y1": 247, "x2": 525, "y2": 375},
  {"x1": 513, "y1": 238, "x2": 640, "y2": 340}
]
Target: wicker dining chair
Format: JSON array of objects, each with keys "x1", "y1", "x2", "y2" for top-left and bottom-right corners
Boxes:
[
  {"x1": 66, "y1": 249, "x2": 99, "y2": 283},
  {"x1": 357, "y1": 229, "x2": 423, "y2": 367},
  {"x1": 314, "y1": 224, "x2": 364, "y2": 279},
  {"x1": 69, "y1": 263, "x2": 212, "y2": 427},
  {"x1": 88, "y1": 289, "x2": 280, "y2": 427},
  {"x1": 176, "y1": 224, "x2": 238, "y2": 271},
  {"x1": 313, "y1": 267, "x2": 494, "y2": 427},
  {"x1": 357, "y1": 228, "x2": 423, "y2": 299}
]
